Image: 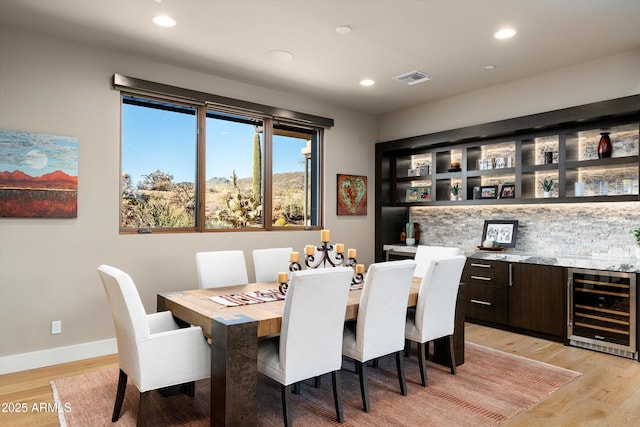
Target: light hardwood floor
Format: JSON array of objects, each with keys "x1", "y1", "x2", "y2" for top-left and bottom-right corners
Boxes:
[{"x1": 1, "y1": 324, "x2": 638, "y2": 426}]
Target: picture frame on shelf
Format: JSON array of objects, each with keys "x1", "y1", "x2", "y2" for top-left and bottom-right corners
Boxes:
[
  {"x1": 405, "y1": 186, "x2": 431, "y2": 202},
  {"x1": 499, "y1": 183, "x2": 515, "y2": 199},
  {"x1": 481, "y1": 219, "x2": 519, "y2": 248},
  {"x1": 480, "y1": 185, "x2": 499, "y2": 199}
]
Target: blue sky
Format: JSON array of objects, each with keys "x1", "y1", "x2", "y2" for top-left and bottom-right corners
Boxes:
[
  {"x1": 0, "y1": 129, "x2": 78, "y2": 177},
  {"x1": 122, "y1": 104, "x2": 305, "y2": 185}
]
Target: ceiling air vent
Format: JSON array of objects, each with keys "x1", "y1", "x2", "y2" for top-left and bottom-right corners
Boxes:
[{"x1": 393, "y1": 70, "x2": 433, "y2": 85}]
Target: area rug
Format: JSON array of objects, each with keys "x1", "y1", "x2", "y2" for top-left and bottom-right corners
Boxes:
[{"x1": 51, "y1": 342, "x2": 580, "y2": 426}]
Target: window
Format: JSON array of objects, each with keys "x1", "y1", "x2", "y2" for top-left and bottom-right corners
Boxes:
[
  {"x1": 121, "y1": 97, "x2": 197, "y2": 229},
  {"x1": 272, "y1": 124, "x2": 320, "y2": 227},
  {"x1": 120, "y1": 93, "x2": 325, "y2": 232},
  {"x1": 204, "y1": 112, "x2": 264, "y2": 229}
]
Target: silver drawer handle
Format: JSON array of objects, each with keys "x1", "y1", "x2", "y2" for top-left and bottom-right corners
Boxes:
[
  {"x1": 471, "y1": 275, "x2": 492, "y2": 281},
  {"x1": 470, "y1": 263, "x2": 492, "y2": 268},
  {"x1": 471, "y1": 299, "x2": 492, "y2": 306}
]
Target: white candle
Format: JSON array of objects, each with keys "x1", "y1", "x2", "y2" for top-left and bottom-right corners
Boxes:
[
  {"x1": 356, "y1": 264, "x2": 365, "y2": 274},
  {"x1": 347, "y1": 248, "x2": 356, "y2": 258},
  {"x1": 321, "y1": 229, "x2": 330, "y2": 242},
  {"x1": 305, "y1": 245, "x2": 314, "y2": 255},
  {"x1": 335, "y1": 243, "x2": 344, "y2": 253},
  {"x1": 278, "y1": 272, "x2": 288, "y2": 283},
  {"x1": 289, "y1": 252, "x2": 299, "y2": 262}
]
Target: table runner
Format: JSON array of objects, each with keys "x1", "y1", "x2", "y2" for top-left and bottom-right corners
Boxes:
[{"x1": 210, "y1": 283, "x2": 364, "y2": 306}]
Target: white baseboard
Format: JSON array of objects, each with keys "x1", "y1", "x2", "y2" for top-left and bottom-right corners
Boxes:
[{"x1": 0, "y1": 338, "x2": 117, "y2": 375}]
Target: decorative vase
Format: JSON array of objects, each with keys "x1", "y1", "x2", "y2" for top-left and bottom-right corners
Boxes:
[
  {"x1": 597, "y1": 132, "x2": 612, "y2": 159},
  {"x1": 544, "y1": 191, "x2": 553, "y2": 198},
  {"x1": 450, "y1": 194, "x2": 457, "y2": 201},
  {"x1": 405, "y1": 237, "x2": 415, "y2": 246}
]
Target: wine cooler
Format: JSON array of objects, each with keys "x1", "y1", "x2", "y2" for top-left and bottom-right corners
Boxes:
[{"x1": 567, "y1": 268, "x2": 637, "y2": 360}]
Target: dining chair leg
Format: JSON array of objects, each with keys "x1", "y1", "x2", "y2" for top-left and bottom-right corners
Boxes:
[
  {"x1": 314, "y1": 375, "x2": 322, "y2": 388},
  {"x1": 137, "y1": 391, "x2": 150, "y2": 427},
  {"x1": 331, "y1": 370, "x2": 344, "y2": 423},
  {"x1": 404, "y1": 339, "x2": 411, "y2": 357},
  {"x1": 417, "y1": 341, "x2": 428, "y2": 387},
  {"x1": 357, "y1": 361, "x2": 370, "y2": 412},
  {"x1": 281, "y1": 384, "x2": 293, "y2": 427},
  {"x1": 448, "y1": 335, "x2": 457, "y2": 375},
  {"x1": 112, "y1": 369, "x2": 128, "y2": 422},
  {"x1": 293, "y1": 382, "x2": 301, "y2": 395},
  {"x1": 395, "y1": 351, "x2": 407, "y2": 396}
]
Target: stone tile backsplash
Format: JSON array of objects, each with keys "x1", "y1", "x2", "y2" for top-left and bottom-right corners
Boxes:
[{"x1": 409, "y1": 202, "x2": 640, "y2": 260}]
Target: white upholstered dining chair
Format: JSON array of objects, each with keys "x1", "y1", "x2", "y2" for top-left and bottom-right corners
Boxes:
[
  {"x1": 257, "y1": 267, "x2": 354, "y2": 426},
  {"x1": 97, "y1": 265, "x2": 210, "y2": 427},
  {"x1": 405, "y1": 254, "x2": 466, "y2": 386},
  {"x1": 342, "y1": 259, "x2": 416, "y2": 412},
  {"x1": 413, "y1": 245, "x2": 461, "y2": 278},
  {"x1": 195, "y1": 249, "x2": 249, "y2": 288},
  {"x1": 252, "y1": 247, "x2": 293, "y2": 282}
]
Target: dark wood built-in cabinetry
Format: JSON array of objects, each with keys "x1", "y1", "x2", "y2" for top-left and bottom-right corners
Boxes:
[
  {"x1": 509, "y1": 263, "x2": 565, "y2": 339},
  {"x1": 462, "y1": 260, "x2": 508, "y2": 325},
  {"x1": 462, "y1": 259, "x2": 566, "y2": 342}
]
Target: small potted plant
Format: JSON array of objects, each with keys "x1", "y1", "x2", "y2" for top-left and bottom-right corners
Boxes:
[
  {"x1": 450, "y1": 183, "x2": 460, "y2": 201},
  {"x1": 405, "y1": 221, "x2": 416, "y2": 246},
  {"x1": 539, "y1": 177, "x2": 553, "y2": 198},
  {"x1": 632, "y1": 226, "x2": 640, "y2": 259}
]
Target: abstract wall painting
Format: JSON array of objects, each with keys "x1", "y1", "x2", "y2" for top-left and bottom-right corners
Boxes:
[
  {"x1": 337, "y1": 174, "x2": 367, "y2": 215},
  {"x1": 0, "y1": 129, "x2": 78, "y2": 218}
]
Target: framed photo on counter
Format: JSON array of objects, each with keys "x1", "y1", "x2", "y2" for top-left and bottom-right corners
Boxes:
[{"x1": 481, "y1": 219, "x2": 519, "y2": 247}]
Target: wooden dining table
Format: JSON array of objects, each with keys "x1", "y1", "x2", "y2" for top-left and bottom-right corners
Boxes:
[{"x1": 157, "y1": 278, "x2": 464, "y2": 426}]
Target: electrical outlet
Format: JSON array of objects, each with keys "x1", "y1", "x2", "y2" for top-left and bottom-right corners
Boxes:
[{"x1": 51, "y1": 320, "x2": 62, "y2": 335}]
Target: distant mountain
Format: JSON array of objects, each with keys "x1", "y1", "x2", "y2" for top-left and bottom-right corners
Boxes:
[
  {"x1": 0, "y1": 170, "x2": 77, "y2": 190},
  {"x1": 206, "y1": 172, "x2": 303, "y2": 190},
  {"x1": 206, "y1": 177, "x2": 230, "y2": 186}
]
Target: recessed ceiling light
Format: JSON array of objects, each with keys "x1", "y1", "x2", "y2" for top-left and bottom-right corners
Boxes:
[
  {"x1": 266, "y1": 50, "x2": 294, "y2": 62},
  {"x1": 485, "y1": 65, "x2": 496, "y2": 70},
  {"x1": 336, "y1": 25, "x2": 352, "y2": 34},
  {"x1": 494, "y1": 28, "x2": 516, "y2": 39},
  {"x1": 153, "y1": 15, "x2": 176, "y2": 27},
  {"x1": 360, "y1": 79, "x2": 375, "y2": 86}
]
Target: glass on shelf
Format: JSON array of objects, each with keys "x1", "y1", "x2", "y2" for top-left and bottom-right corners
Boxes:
[{"x1": 565, "y1": 164, "x2": 638, "y2": 197}]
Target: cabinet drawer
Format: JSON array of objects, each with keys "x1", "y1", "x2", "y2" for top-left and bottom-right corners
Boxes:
[
  {"x1": 465, "y1": 283, "x2": 508, "y2": 325},
  {"x1": 463, "y1": 259, "x2": 509, "y2": 288}
]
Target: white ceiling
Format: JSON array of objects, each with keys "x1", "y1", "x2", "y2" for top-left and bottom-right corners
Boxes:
[{"x1": 1, "y1": 0, "x2": 639, "y2": 116}]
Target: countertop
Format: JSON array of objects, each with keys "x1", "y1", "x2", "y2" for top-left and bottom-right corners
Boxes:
[{"x1": 383, "y1": 244, "x2": 640, "y2": 273}]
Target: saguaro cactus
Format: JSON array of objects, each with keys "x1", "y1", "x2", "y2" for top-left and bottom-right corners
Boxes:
[{"x1": 253, "y1": 133, "x2": 262, "y2": 203}]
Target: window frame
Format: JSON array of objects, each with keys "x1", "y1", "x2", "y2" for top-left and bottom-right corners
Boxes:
[{"x1": 117, "y1": 77, "x2": 331, "y2": 234}]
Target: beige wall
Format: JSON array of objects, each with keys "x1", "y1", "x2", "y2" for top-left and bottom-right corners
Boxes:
[
  {"x1": 378, "y1": 48, "x2": 640, "y2": 142},
  {"x1": 0, "y1": 27, "x2": 378, "y2": 371}
]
